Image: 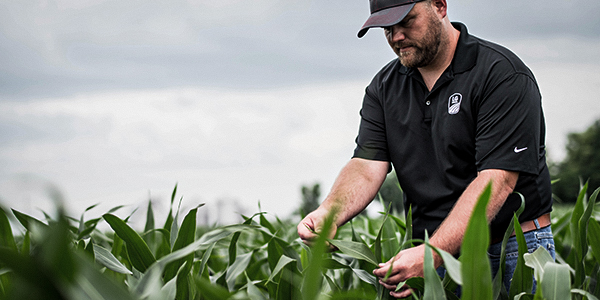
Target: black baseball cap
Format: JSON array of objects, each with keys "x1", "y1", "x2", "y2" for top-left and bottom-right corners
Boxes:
[{"x1": 358, "y1": 0, "x2": 425, "y2": 38}]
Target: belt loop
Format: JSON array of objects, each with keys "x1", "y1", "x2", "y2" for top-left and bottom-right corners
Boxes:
[{"x1": 534, "y1": 219, "x2": 540, "y2": 230}]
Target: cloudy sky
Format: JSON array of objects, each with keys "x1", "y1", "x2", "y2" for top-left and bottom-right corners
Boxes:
[{"x1": 1, "y1": 0, "x2": 599, "y2": 226}]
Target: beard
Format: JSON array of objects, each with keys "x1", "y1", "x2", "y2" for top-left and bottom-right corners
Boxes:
[{"x1": 397, "y1": 10, "x2": 444, "y2": 68}]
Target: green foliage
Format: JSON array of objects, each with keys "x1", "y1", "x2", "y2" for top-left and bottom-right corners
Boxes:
[
  {"x1": 552, "y1": 119, "x2": 600, "y2": 203},
  {"x1": 298, "y1": 183, "x2": 321, "y2": 218},
  {"x1": 461, "y1": 183, "x2": 493, "y2": 300},
  {"x1": 0, "y1": 183, "x2": 598, "y2": 299},
  {"x1": 378, "y1": 170, "x2": 404, "y2": 215}
]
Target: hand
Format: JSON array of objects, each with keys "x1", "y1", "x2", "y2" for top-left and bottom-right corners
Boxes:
[
  {"x1": 373, "y1": 245, "x2": 426, "y2": 299},
  {"x1": 297, "y1": 209, "x2": 338, "y2": 249}
]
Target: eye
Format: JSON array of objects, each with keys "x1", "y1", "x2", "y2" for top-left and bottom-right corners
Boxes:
[{"x1": 399, "y1": 17, "x2": 414, "y2": 27}]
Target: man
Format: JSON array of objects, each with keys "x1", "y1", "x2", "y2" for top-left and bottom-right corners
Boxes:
[{"x1": 297, "y1": 0, "x2": 555, "y2": 298}]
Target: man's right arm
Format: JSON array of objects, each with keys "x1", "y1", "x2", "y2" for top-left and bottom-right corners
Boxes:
[{"x1": 297, "y1": 157, "x2": 389, "y2": 243}]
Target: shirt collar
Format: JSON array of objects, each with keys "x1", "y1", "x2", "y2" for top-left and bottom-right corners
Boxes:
[{"x1": 398, "y1": 22, "x2": 478, "y2": 75}]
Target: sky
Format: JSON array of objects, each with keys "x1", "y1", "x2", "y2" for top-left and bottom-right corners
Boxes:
[{"x1": 1, "y1": 0, "x2": 599, "y2": 227}]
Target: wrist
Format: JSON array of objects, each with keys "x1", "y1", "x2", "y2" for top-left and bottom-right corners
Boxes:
[{"x1": 427, "y1": 238, "x2": 453, "y2": 269}]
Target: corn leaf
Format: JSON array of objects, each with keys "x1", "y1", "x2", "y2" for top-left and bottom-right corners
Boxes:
[
  {"x1": 402, "y1": 206, "x2": 413, "y2": 250},
  {"x1": 93, "y1": 244, "x2": 133, "y2": 275},
  {"x1": 577, "y1": 187, "x2": 598, "y2": 258},
  {"x1": 386, "y1": 214, "x2": 407, "y2": 235},
  {"x1": 197, "y1": 224, "x2": 259, "y2": 245},
  {"x1": 277, "y1": 261, "x2": 301, "y2": 300},
  {"x1": 327, "y1": 239, "x2": 378, "y2": 266},
  {"x1": 324, "y1": 256, "x2": 378, "y2": 285},
  {"x1": 162, "y1": 184, "x2": 178, "y2": 240},
  {"x1": 540, "y1": 262, "x2": 571, "y2": 300},
  {"x1": 267, "y1": 237, "x2": 283, "y2": 271},
  {"x1": 509, "y1": 213, "x2": 534, "y2": 299},
  {"x1": 382, "y1": 215, "x2": 400, "y2": 262},
  {"x1": 161, "y1": 278, "x2": 177, "y2": 300},
  {"x1": 132, "y1": 223, "x2": 250, "y2": 295},
  {"x1": 164, "y1": 207, "x2": 198, "y2": 282},
  {"x1": 169, "y1": 196, "x2": 183, "y2": 248},
  {"x1": 76, "y1": 203, "x2": 100, "y2": 240},
  {"x1": 246, "y1": 273, "x2": 268, "y2": 300},
  {"x1": 374, "y1": 202, "x2": 391, "y2": 263},
  {"x1": 226, "y1": 251, "x2": 253, "y2": 291},
  {"x1": 268, "y1": 255, "x2": 296, "y2": 283},
  {"x1": 571, "y1": 183, "x2": 593, "y2": 287},
  {"x1": 460, "y1": 182, "x2": 493, "y2": 300},
  {"x1": 198, "y1": 241, "x2": 215, "y2": 278},
  {"x1": 142, "y1": 198, "x2": 156, "y2": 253},
  {"x1": 195, "y1": 276, "x2": 232, "y2": 300},
  {"x1": 588, "y1": 218, "x2": 600, "y2": 263},
  {"x1": 570, "y1": 182, "x2": 587, "y2": 261},
  {"x1": 148, "y1": 223, "x2": 258, "y2": 279},
  {"x1": 427, "y1": 243, "x2": 462, "y2": 285},
  {"x1": 323, "y1": 272, "x2": 341, "y2": 293},
  {"x1": 77, "y1": 222, "x2": 99, "y2": 241},
  {"x1": 493, "y1": 193, "x2": 525, "y2": 299},
  {"x1": 106, "y1": 205, "x2": 126, "y2": 214},
  {"x1": 11, "y1": 209, "x2": 47, "y2": 231},
  {"x1": 260, "y1": 212, "x2": 277, "y2": 234},
  {"x1": 68, "y1": 252, "x2": 137, "y2": 300},
  {"x1": 103, "y1": 213, "x2": 156, "y2": 273},
  {"x1": 302, "y1": 209, "x2": 334, "y2": 300},
  {"x1": 523, "y1": 247, "x2": 554, "y2": 282},
  {"x1": 0, "y1": 247, "x2": 64, "y2": 299},
  {"x1": 513, "y1": 292, "x2": 535, "y2": 300},
  {"x1": 110, "y1": 233, "x2": 124, "y2": 262},
  {"x1": 229, "y1": 212, "x2": 259, "y2": 267},
  {"x1": 352, "y1": 268, "x2": 378, "y2": 286},
  {"x1": 175, "y1": 261, "x2": 192, "y2": 300},
  {"x1": 144, "y1": 198, "x2": 155, "y2": 233},
  {"x1": 423, "y1": 231, "x2": 446, "y2": 300},
  {"x1": 405, "y1": 277, "x2": 425, "y2": 294},
  {"x1": 571, "y1": 288, "x2": 600, "y2": 300},
  {"x1": 0, "y1": 208, "x2": 17, "y2": 251},
  {"x1": 21, "y1": 230, "x2": 30, "y2": 254}
]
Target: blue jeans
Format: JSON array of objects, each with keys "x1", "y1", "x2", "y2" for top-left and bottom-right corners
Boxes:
[
  {"x1": 436, "y1": 225, "x2": 555, "y2": 295},
  {"x1": 488, "y1": 225, "x2": 556, "y2": 293}
]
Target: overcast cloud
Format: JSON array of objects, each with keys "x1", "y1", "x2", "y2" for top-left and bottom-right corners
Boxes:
[{"x1": 1, "y1": 0, "x2": 599, "y2": 225}]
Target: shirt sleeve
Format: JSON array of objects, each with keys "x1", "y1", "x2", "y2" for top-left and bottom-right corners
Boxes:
[
  {"x1": 475, "y1": 72, "x2": 542, "y2": 175},
  {"x1": 352, "y1": 83, "x2": 391, "y2": 162}
]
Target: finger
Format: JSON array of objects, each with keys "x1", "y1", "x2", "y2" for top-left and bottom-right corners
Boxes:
[
  {"x1": 373, "y1": 252, "x2": 402, "y2": 276},
  {"x1": 372, "y1": 263, "x2": 389, "y2": 277},
  {"x1": 378, "y1": 279, "x2": 396, "y2": 291},
  {"x1": 390, "y1": 287, "x2": 413, "y2": 299},
  {"x1": 301, "y1": 238, "x2": 315, "y2": 247},
  {"x1": 297, "y1": 222, "x2": 318, "y2": 241},
  {"x1": 301, "y1": 236, "x2": 337, "y2": 249},
  {"x1": 303, "y1": 222, "x2": 317, "y2": 234},
  {"x1": 379, "y1": 273, "x2": 405, "y2": 286},
  {"x1": 298, "y1": 222, "x2": 340, "y2": 251}
]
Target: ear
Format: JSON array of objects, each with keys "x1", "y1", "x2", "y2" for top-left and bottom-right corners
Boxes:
[{"x1": 431, "y1": 0, "x2": 448, "y2": 19}]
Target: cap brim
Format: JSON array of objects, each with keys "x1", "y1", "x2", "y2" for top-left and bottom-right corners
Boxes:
[{"x1": 357, "y1": 3, "x2": 416, "y2": 38}]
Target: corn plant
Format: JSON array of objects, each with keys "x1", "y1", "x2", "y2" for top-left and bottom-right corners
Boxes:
[{"x1": 0, "y1": 183, "x2": 598, "y2": 300}]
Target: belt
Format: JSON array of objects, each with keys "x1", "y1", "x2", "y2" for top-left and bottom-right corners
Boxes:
[{"x1": 491, "y1": 213, "x2": 551, "y2": 244}]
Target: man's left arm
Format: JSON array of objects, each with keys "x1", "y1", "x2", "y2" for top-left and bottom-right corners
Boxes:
[{"x1": 374, "y1": 169, "x2": 518, "y2": 298}]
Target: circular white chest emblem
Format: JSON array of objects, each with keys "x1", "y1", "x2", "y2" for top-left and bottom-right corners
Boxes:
[{"x1": 448, "y1": 93, "x2": 463, "y2": 115}]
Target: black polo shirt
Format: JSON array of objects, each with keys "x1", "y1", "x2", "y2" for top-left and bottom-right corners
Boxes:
[{"x1": 353, "y1": 22, "x2": 552, "y2": 241}]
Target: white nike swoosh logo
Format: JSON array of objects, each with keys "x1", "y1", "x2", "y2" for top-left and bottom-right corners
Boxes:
[{"x1": 514, "y1": 147, "x2": 528, "y2": 153}]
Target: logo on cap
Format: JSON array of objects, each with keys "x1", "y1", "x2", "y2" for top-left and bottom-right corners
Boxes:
[{"x1": 448, "y1": 93, "x2": 462, "y2": 115}]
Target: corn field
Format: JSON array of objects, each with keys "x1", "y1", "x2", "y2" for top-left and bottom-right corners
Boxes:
[{"x1": 0, "y1": 182, "x2": 599, "y2": 300}]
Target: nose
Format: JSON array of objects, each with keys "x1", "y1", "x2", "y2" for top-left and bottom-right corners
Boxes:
[{"x1": 387, "y1": 24, "x2": 405, "y2": 42}]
